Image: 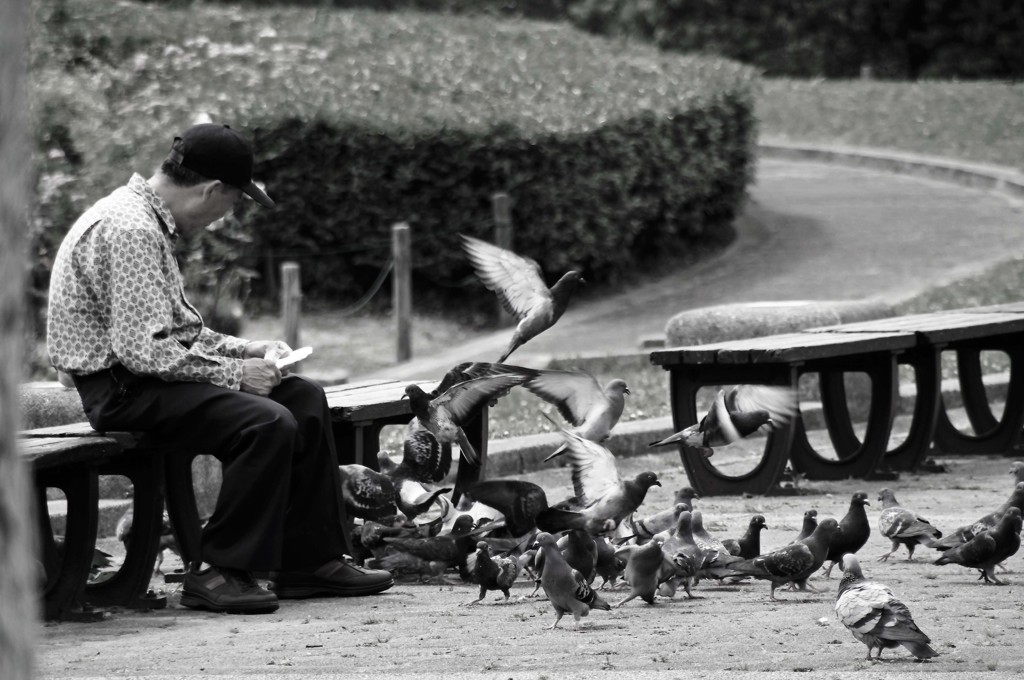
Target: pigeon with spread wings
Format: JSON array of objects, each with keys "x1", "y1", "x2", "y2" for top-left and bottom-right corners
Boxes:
[
  {"x1": 461, "y1": 234, "x2": 585, "y2": 363},
  {"x1": 522, "y1": 368, "x2": 630, "y2": 462},
  {"x1": 404, "y1": 371, "x2": 530, "y2": 466},
  {"x1": 535, "y1": 416, "x2": 661, "y2": 534},
  {"x1": 649, "y1": 384, "x2": 797, "y2": 457}
]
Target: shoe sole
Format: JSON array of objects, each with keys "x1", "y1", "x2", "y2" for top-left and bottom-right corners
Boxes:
[
  {"x1": 180, "y1": 591, "x2": 279, "y2": 614},
  {"x1": 273, "y1": 578, "x2": 394, "y2": 599}
]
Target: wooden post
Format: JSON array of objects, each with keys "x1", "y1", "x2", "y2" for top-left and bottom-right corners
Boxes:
[
  {"x1": 393, "y1": 223, "x2": 412, "y2": 362},
  {"x1": 280, "y1": 262, "x2": 302, "y2": 357},
  {"x1": 492, "y1": 192, "x2": 515, "y2": 327},
  {"x1": 0, "y1": 0, "x2": 41, "y2": 673}
]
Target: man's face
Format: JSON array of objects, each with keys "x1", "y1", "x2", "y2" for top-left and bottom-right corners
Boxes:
[{"x1": 177, "y1": 182, "x2": 244, "y2": 233}]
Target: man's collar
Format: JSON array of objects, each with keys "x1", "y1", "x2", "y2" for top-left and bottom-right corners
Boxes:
[{"x1": 127, "y1": 173, "x2": 178, "y2": 238}]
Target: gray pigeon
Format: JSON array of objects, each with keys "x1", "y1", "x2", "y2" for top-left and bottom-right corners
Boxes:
[
  {"x1": 404, "y1": 371, "x2": 529, "y2": 466},
  {"x1": 719, "y1": 518, "x2": 840, "y2": 600},
  {"x1": 624, "y1": 503, "x2": 689, "y2": 544},
  {"x1": 535, "y1": 532, "x2": 611, "y2": 630},
  {"x1": 932, "y1": 481, "x2": 1024, "y2": 552},
  {"x1": 461, "y1": 234, "x2": 585, "y2": 363},
  {"x1": 593, "y1": 536, "x2": 628, "y2": 590},
  {"x1": 835, "y1": 554, "x2": 938, "y2": 660},
  {"x1": 1012, "y1": 461, "x2": 1024, "y2": 484},
  {"x1": 337, "y1": 463, "x2": 398, "y2": 521},
  {"x1": 534, "y1": 422, "x2": 661, "y2": 533},
  {"x1": 521, "y1": 368, "x2": 630, "y2": 461},
  {"x1": 613, "y1": 537, "x2": 667, "y2": 607},
  {"x1": 933, "y1": 507, "x2": 1022, "y2": 584},
  {"x1": 657, "y1": 510, "x2": 710, "y2": 599},
  {"x1": 790, "y1": 509, "x2": 818, "y2": 545},
  {"x1": 648, "y1": 384, "x2": 797, "y2": 457},
  {"x1": 877, "y1": 489, "x2": 942, "y2": 561}
]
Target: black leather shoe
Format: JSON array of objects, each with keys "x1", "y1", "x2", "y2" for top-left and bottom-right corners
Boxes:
[
  {"x1": 271, "y1": 558, "x2": 394, "y2": 598},
  {"x1": 180, "y1": 565, "x2": 279, "y2": 614}
]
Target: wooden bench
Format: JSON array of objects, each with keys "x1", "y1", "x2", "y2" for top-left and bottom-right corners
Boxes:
[
  {"x1": 650, "y1": 304, "x2": 1024, "y2": 496},
  {"x1": 20, "y1": 377, "x2": 488, "y2": 621}
]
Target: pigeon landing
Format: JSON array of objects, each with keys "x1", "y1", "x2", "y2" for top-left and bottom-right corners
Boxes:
[
  {"x1": 835, "y1": 554, "x2": 938, "y2": 661},
  {"x1": 535, "y1": 532, "x2": 611, "y2": 630},
  {"x1": 933, "y1": 507, "x2": 1022, "y2": 584},
  {"x1": 534, "y1": 419, "x2": 661, "y2": 534},
  {"x1": 404, "y1": 371, "x2": 530, "y2": 466},
  {"x1": 460, "y1": 234, "x2": 585, "y2": 363},
  {"x1": 521, "y1": 368, "x2": 630, "y2": 461},
  {"x1": 876, "y1": 488, "x2": 942, "y2": 561},
  {"x1": 648, "y1": 384, "x2": 797, "y2": 457}
]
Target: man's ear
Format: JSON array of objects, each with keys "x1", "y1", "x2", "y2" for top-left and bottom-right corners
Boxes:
[{"x1": 200, "y1": 179, "x2": 223, "y2": 200}]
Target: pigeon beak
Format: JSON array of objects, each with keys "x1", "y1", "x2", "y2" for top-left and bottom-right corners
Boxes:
[{"x1": 624, "y1": 387, "x2": 631, "y2": 395}]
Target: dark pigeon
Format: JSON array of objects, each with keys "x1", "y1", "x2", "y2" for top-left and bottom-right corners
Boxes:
[
  {"x1": 823, "y1": 491, "x2": 871, "y2": 576},
  {"x1": 933, "y1": 507, "x2": 1022, "y2": 584}
]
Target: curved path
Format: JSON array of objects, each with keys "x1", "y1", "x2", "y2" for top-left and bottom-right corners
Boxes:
[{"x1": 361, "y1": 154, "x2": 1024, "y2": 380}]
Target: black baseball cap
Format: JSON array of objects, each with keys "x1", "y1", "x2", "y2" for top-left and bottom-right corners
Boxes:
[{"x1": 167, "y1": 123, "x2": 274, "y2": 208}]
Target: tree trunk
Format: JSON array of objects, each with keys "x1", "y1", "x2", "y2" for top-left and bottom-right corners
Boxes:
[{"x1": 0, "y1": 0, "x2": 40, "y2": 676}]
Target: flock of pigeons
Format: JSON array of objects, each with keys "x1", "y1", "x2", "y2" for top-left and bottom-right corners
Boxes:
[{"x1": 326, "y1": 235, "x2": 1024, "y2": 662}]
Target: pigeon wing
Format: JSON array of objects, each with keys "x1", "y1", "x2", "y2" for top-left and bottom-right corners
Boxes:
[
  {"x1": 402, "y1": 421, "x2": 452, "y2": 484},
  {"x1": 524, "y1": 369, "x2": 605, "y2": 427},
  {"x1": 461, "y1": 234, "x2": 551, "y2": 320},
  {"x1": 730, "y1": 384, "x2": 798, "y2": 427},
  {"x1": 434, "y1": 373, "x2": 529, "y2": 426},
  {"x1": 560, "y1": 429, "x2": 621, "y2": 507}
]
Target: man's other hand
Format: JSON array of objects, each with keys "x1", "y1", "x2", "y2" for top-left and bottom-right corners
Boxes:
[
  {"x1": 241, "y1": 358, "x2": 282, "y2": 396},
  {"x1": 244, "y1": 340, "x2": 293, "y2": 361}
]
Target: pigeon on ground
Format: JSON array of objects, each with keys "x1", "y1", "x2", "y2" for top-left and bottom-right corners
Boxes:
[
  {"x1": 658, "y1": 510, "x2": 711, "y2": 598},
  {"x1": 932, "y1": 482, "x2": 1024, "y2": 552},
  {"x1": 1012, "y1": 461, "x2": 1024, "y2": 484},
  {"x1": 876, "y1": 489, "x2": 942, "y2": 561},
  {"x1": 690, "y1": 510, "x2": 728, "y2": 554},
  {"x1": 535, "y1": 531, "x2": 611, "y2": 630},
  {"x1": 594, "y1": 536, "x2": 628, "y2": 589},
  {"x1": 466, "y1": 541, "x2": 521, "y2": 605},
  {"x1": 790, "y1": 509, "x2": 819, "y2": 545},
  {"x1": 558, "y1": 529, "x2": 600, "y2": 584},
  {"x1": 521, "y1": 368, "x2": 630, "y2": 461},
  {"x1": 115, "y1": 503, "x2": 180, "y2": 577},
  {"x1": 460, "y1": 234, "x2": 586, "y2": 363},
  {"x1": 359, "y1": 514, "x2": 419, "y2": 563},
  {"x1": 719, "y1": 518, "x2": 841, "y2": 601},
  {"x1": 722, "y1": 515, "x2": 767, "y2": 559},
  {"x1": 338, "y1": 464, "x2": 398, "y2": 521},
  {"x1": 463, "y1": 479, "x2": 549, "y2": 538},
  {"x1": 648, "y1": 384, "x2": 797, "y2": 457},
  {"x1": 674, "y1": 487, "x2": 700, "y2": 509},
  {"x1": 380, "y1": 514, "x2": 479, "y2": 583},
  {"x1": 534, "y1": 420, "x2": 661, "y2": 533},
  {"x1": 613, "y1": 537, "x2": 667, "y2": 607},
  {"x1": 622, "y1": 503, "x2": 689, "y2": 544},
  {"x1": 823, "y1": 491, "x2": 871, "y2": 576},
  {"x1": 835, "y1": 554, "x2": 938, "y2": 661},
  {"x1": 404, "y1": 371, "x2": 530, "y2": 466},
  {"x1": 933, "y1": 507, "x2": 1022, "y2": 584}
]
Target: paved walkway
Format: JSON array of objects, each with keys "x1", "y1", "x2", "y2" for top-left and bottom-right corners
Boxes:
[{"x1": 359, "y1": 152, "x2": 1024, "y2": 381}]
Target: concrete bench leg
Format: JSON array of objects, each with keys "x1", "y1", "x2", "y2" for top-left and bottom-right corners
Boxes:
[
  {"x1": 932, "y1": 343, "x2": 1024, "y2": 456},
  {"x1": 666, "y1": 365, "x2": 797, "y2": 496},
  {"x1": 35, "y1": 467, "x2": 104, "y2": 622},
  {"x1": 790, "y1": 353, "x2": 897, "y2": 480},
  {"x1": 885, "y1": 349, "x2": 941, "y2": 471},
  {"x1": 85, "y1": 453, "x2": 167, "y2": 610}
]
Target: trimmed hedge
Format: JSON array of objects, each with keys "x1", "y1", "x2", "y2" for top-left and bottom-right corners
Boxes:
[
  {"x1": 566, "y1": 0, "x2": 1024, "y2": 79},
  {"x1": 29, "y1": 0, "x2": 757, "y2": 316}
]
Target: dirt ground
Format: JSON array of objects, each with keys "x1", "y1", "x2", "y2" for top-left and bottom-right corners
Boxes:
[{"x1": 35, "y1": 429, "x2": 1024, "y2": 680}]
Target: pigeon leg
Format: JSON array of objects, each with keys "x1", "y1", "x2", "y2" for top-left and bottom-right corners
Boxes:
[
  {"x1": 905, "y1": 543, "x2": 916, "y2": 561},
  {"x1": 877, "y1": 540, "x2": 899, "y2": 562},
  {"x1": 822, "y1": 561, "x2": 836, "y2": 577},
  {"x1": 613, "y1": 593, "x2": 637, "y2": 608},
  {"x1": 548, "y1": 611, "x2": 564, "y2": 630}
]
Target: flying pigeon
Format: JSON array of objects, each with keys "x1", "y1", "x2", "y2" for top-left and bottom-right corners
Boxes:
[
  {"x1": 613, "y1": 537, "x2": 667, "y2": 607},
  {"x1": 648, "y1": 384, "x2": 797, "y2": 457},
  {"x1": 932, "y1": 481, "x2": 1024, "y2": 552},
  {"x1": 404, "y1": 371, "x2": 530, "y2": 466},
  {"x1": 535, "y1": 531, "x2": 611, "y2": 630},
  {"x1": 534, "y1": 420, "x2": 661, "y2": 533},
  {"x1": 823, "y1": 492, "x2": 871, "y2": 576},
  {"x1": 521, "y1": 368, "x2": 630, "y2": 461},
  {"x1": 466, "y1": 540, "x2": 521, "y2": 605},
  {"x1": 876, "y1": 489, "x2": 942, "y2": 561},
  {"x1": 719, "y1": 518, "x2": 840, "y2": 600},
  {"x1": 462, "y1": 479, "x2": 549, "y2": 537},
  {"x1": 337, "y1": 464, "x2": 398, "y2": 521},
  {"x1": 722, "y1": 515, "x2": 767, "y2": 559},
  {"x1": 430, "y1": 361, "x2": 539, "y2": 407},
  {"x1": 460, "y1": 234, "x2": 586, "y2": 363},
  {"x1": 933, "y1": 507, "x2": 1022, "y2": 584},
  {"x1": 835, "y1": 554, "x2": 938, "y2": 660}
]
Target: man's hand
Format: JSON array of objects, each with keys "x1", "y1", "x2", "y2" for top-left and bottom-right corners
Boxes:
[
  {"x1": 240, "y1": 358, "x2": 282, "y2": 396},
  {"x1": 244, "y1": 340, "x2": 293, "y2": 361}
]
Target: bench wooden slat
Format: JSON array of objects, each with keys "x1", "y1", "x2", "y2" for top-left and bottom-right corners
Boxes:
[
  {"x1": 325, "y1": 379, "x2": 436, "y2": 422},
  {"x1": 19, "y1": 436, "x2": 123, "y2": 471},
  {"x1": 652, "y1": 331, "x2": 915, "y2": 366},
  {"x1": 810, "y1": 310, "x2": 1024, "y2": 344}
]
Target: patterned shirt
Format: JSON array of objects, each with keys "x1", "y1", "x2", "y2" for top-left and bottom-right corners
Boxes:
[{"x1": 47, "y1": 174, "x2": 247, "y2": 390}]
